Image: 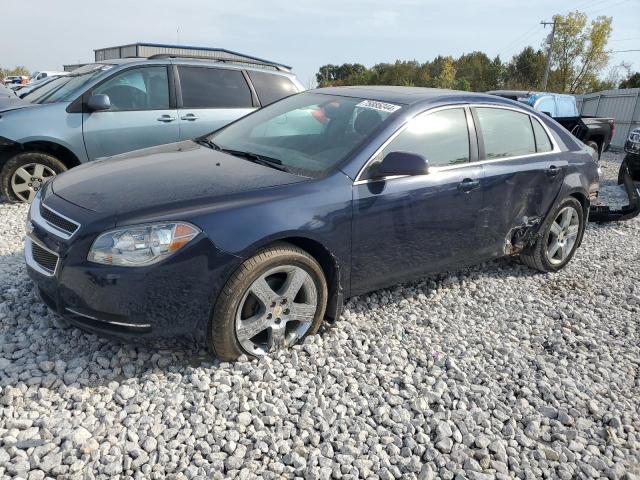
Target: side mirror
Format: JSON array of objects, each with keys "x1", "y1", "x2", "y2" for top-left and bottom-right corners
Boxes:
[
  {"x1": 87, "y1": 94, "x2": 111, "y2": 112},
  {"x1": 377, "y1": 151, "x2": 429, "y2": 177}
]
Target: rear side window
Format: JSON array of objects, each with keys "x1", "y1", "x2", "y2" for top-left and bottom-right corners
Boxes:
[
  {"x1": 382, "y1": 108, "x2": 470, "y2": 168},
  {"x1": 247, "y1": 71, "x2": 298, "y2": 106},
  {"x1": 178, "y1": 66, "x2": 253, "y2": 108},
  {"x1": 475, "y1": 108, "x2": 536, "y2": 159},
  {"x1": 531, "y1": 117, "x2": 553, "y2": 152}
]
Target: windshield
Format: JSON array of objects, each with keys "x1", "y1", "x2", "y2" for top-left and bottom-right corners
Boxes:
[
  {"x1": 27, "y1": 64, "x2": 112, "y2": 104},
  {"x1": 209, "y1": 92, "x2": 402, "y2": 177}
]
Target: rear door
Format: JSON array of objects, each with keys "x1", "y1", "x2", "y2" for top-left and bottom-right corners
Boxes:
[
  {"x1": 175, "y1": 66, "x2": 255, "y2": 139},
  {"x1": 473, "y1": 106, "x2": 566, "y2": 254},
  {"x1": 83, "y1": 65, "x2": 179, "y2": 159}
]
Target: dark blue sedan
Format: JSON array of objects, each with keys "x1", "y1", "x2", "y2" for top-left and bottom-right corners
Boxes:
[{"x1": 24, "y1": 86, "x2": 599, "y2": 359}]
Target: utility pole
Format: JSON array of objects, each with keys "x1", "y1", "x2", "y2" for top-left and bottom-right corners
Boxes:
[{"x1": 541, "y1": 20, "x2": 559, "y2": 90}]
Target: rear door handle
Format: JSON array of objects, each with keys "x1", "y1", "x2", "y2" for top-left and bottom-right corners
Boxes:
[
  {"x1": 546, "y1": 165, "x2": 560, "y2": 177},
  {"x1": 180, "y1": 114, "x2": 199, "y2": 121},
  {"x1": 157, "y1": 115, "x2": 176, "y2": 123},
  {"x1": 458, "y1": 178, "x2": 480, "y2": 192}
]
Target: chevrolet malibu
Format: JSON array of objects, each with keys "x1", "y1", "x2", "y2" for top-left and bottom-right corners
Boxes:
[{"x1": 25, "y1": 87, "x2": 599, "y2": 360}]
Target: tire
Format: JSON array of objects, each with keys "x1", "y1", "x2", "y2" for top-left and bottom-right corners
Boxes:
[
  {"x1": 520, "y1": 197, "x2": 585, "y2": 273},
  {"x1": 0, "y1": 152, "x2": 67, "y2": 203},
  {"x1": 208, "y1": 243, "x2": 328, "y2": 361},
  {"x1": 586, "y1": 141, "x2": 600, "y2": 159}
]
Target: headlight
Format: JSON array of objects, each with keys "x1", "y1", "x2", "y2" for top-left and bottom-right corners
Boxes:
[{"x1": 88, "y1": 222, "x2": 200, "y2": 267}]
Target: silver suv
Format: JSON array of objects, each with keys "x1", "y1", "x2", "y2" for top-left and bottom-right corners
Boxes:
[{"x1": 0, "y1": 55, "x2": 304, "y2": 202}]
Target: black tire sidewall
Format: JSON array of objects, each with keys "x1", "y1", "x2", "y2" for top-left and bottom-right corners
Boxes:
[
  {"x1": 539, "y1": 197, "x2": 584, "y2": 272},
  {"x1": 1, "y1": 152, "x2": 67, "y2": 203},
  {"x1": 209, "y1": 245, "x2": 328, "y2": 360}
]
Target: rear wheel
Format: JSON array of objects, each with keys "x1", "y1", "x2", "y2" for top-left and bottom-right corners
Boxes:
[
  {"x1": 1, "y1": 152, "x2": 67, "y2": 203},
  {"x1": 520, "y1": 197, "x2": 584, "y2": 272},
  {"x1": 209, "y1": 243, "x2": 327, "y2": 361}
]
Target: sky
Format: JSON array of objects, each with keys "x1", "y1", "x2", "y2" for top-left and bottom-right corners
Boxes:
[{"x1": 3, "y1": 0, "x2": 639, "y2": 87}]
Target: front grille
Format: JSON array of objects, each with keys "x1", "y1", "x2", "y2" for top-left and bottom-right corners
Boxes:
[
  {"x1": 40, "y1": 204, "x2": 79, "y2": 235},
  {"x1": 31, "y1": 242, "x2": 58, "y2": 273}
]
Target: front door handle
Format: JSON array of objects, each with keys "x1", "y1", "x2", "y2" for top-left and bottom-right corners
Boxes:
[
  {"x1": 546, "y1": 165, "x2": 560, "y2": 177},
  {"x1": 180, "y1": 114, "x2": 199, "y2": 121},
  {"x1": 157, "y1": 115, "x2": 176, "y2": 123},
  {"x1": 458, "y1": 178, "x2": 480, "y2": 192}
]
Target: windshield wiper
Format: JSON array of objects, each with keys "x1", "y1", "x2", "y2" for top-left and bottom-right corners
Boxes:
[
  {"x1": 220, "y1": 149, "x2": 289, "y2": 172},
  {"x1": 196, "y1": 138, "x2": 221, "y2": 150}
]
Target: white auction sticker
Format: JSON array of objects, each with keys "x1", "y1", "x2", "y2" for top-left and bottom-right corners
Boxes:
[{"x1": 356, "y1": 100, "x2": 401, "y2": 113}]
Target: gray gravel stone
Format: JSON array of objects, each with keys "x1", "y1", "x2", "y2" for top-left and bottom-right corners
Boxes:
[{"x1": 0, "y1": 152, "x2": 639, "y2": 478}]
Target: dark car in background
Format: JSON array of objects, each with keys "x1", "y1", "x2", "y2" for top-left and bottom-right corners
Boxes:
[
  {"x1": 25, "y1": 86, "x2": 598, "y2": 360},
  {"x1": 620, "y1": 127, "x2": 640, "y2": 183},
  {"x1": 488, "y1": 90, "x2": 614, "y2": 158}
]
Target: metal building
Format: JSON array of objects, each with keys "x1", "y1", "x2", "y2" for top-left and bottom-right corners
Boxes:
[{"x1": 93, "y1": 42, "x2": 291, "y2": 71}]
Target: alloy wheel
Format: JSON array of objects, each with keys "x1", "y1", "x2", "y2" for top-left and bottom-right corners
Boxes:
[
  {"x1": 546, "y1": 205, "x2": 580, "y2": 266},
  {"x1": 11, "y1": 163, "x2": 56, "y2": 203},
  {"x1": 235, "y1": 265, "x2": 318, "y2": 356}
]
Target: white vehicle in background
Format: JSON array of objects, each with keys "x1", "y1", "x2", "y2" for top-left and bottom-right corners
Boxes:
[
  {"x1": 3, "y1": 76, "x2": 27, "y2": 85},
  {"x1": 29, "y1": 70, "x2": 68, "y2": 83}
]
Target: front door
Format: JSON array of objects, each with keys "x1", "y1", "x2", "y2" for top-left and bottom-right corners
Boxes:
[
  {"x1": 83, "y1": 66, "x2": 179, "y2": 159},
  {"x1": 350, "y1": 106, "x2": 487, "y2": 295}
]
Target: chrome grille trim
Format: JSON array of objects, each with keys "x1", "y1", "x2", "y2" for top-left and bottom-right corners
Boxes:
[
  {"x1": 30, "y1": 200, "x2": 81, "y2": 240},
  {"x1": 24, "y1": 236, "x2": 59, "y2": 277},
  {"x1": 65, "y1": 308, "x2": 152, "y2": 329}
]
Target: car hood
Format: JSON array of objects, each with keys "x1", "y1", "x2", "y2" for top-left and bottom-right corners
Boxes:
[
  {"x1": 0, "y1": 95, "x2": 32, "y2": 112},
  {"x1": 51, "y1": 140, "x2": 308, "y2": 215}
]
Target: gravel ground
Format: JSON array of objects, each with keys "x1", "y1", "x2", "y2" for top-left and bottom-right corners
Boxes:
[{"x1": 1, "y1": 151, "x2": 639, "y2": 479}]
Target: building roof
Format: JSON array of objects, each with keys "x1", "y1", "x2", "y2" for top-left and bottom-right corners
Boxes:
[{"x1": 93, "y1": 43, "x2": 292, "y2": 70}]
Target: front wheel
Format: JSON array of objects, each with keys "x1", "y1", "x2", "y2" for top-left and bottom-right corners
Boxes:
[
  {"x1": 520, "y1": 197, "x2": 584, "y2": 272},
  {"x1": 1, "y1": 152, "x2": 67, "y2": 203},
  {"x1": 209, "y1": 243, "x2": 328, "y2": 360}
]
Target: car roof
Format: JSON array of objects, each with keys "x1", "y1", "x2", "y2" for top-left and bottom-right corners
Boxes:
[
  {"x1": 95, "y1": 57, "x2": 298, "y2": 79},
  {"x1": 309, "y1": 85, "x2": 512, "y2": 106}
]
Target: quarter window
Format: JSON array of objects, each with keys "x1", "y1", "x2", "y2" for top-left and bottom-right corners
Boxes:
[
  {"x1": 93, "y1": 67, "x2": 170, "y2": 111},
  {"x1": 380, "y1": 108, "x2": 470, "y2": 168},
  {"x1": 531, "y1": 117, "x2": 553, "y2": 152},
  {"x1": 247, "y1": 70, "x2": 298, "y2": 106},
  {"x1": 178, "y1": 66, "x2": 253, "y2": 108},
  {"x1": 476, "y1": 108, "x2": 536, "y2": 159}
]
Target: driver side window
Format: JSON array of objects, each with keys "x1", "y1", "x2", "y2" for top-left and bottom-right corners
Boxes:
[
  {"x1": 92, "y1": 67, "x2": 170, "y2": 112},
  {"x1": 362, "y1": 108, "x2": 469, "y2": 180}
]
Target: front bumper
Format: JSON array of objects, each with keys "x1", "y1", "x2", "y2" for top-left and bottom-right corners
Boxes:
[
  {"x1": 625, "y1": 139, "x2": 640, "y2": 156},
  {"x1": 25, "y1": 191, "x2": 239, "y2": 340}
]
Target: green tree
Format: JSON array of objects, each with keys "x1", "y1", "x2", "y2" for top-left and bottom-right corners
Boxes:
[
  {"x1": 430, "y1": 56, "x2": 457, "y2": 89},
  {"x1": 455, "y1": 51, "x2": 496, "y2": 91},
  {"x1": 315, "y1": 63, "x2": 367, "y2": 87},
  {"x1": 549, "y1": 11, "x2": 612, "y2": 93},
  {"x1": 620, "y1": 72, "x2": 640, "y2": 89},
  {"x1": 505, "y1": 47, "x2": 546, "y2": 90}
]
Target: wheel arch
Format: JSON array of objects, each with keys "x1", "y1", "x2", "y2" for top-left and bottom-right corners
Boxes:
[
  {"x1": 0, "y1": 139, "x2": 82, "y2": 171},
  {"x1": 251, "y1": 235, "x2": 344, "y2": 322},
  {"x1": 20, "y1": 140, "x2": 82, "y2": 169}
]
